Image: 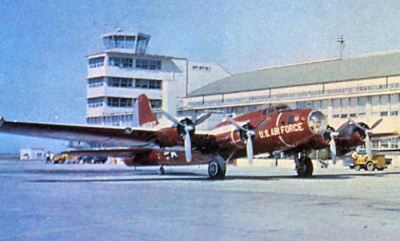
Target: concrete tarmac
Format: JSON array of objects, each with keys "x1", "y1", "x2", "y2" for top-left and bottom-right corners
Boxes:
[{"x1": 1, "y1": 160, "x2": 400, "y2": 241}]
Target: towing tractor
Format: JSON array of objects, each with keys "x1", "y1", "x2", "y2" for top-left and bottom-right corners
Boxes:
[{"x1": 350, "y1": 152, "x2": 390, "y2": 171}]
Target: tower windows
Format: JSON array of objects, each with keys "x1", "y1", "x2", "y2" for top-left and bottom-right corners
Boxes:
[{"x1": 88, "y1": 57, "x2": 104, "y2": 68}]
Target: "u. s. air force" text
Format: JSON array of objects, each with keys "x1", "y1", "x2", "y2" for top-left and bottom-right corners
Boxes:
[{"x1": 258, "y1": 123, "x2": 304, "y2": 139}]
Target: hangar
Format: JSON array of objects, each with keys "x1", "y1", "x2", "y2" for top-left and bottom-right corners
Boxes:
[{"x1": 179, "y1": 51, "x2": 400, "y2": 157}]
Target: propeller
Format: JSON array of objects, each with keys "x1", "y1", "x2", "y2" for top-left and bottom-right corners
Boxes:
[
  {"x1": 349, "y1": 118, "x2": 382, "y2": 160},
  {"x1": 329, "y1": 131, "x2": 339, "y2": 164},
  {"x1": 161, "y1": 111, "x2": 211, "y2": 163},
  {"x1": 227, "y1": 118, "x2": 268, "y2": 164}
]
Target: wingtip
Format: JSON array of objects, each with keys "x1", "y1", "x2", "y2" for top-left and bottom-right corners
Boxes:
[{"x1": 0, "y1": 116, "x2": 4, "y2": 127}]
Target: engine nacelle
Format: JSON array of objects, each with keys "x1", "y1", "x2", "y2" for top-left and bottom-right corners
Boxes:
[
  {"x1": 335, "y1": 121, "x2": 369, "y2": 155},
  {"x1": 155, "y1": 128, "x2": 181, "y2": 147}
]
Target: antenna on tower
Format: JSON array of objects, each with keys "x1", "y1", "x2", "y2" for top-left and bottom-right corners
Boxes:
[{"x1": 337, "y1": 35, "x2": 345, "y2": 59}]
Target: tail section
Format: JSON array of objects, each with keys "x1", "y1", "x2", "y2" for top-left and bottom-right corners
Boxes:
[{"x1": 133, "y1": 94, "x2": 159, "y2": 127}]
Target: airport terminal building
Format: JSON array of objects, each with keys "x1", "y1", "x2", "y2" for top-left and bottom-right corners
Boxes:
[
  {"x1": 179, "y1": 52, "x2": 400, "y2": 153},
  {"x1": 86, "y1": 29, "x2": 230, "y2": 126}
]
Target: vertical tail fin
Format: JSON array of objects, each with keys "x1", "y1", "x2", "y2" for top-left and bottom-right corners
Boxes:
[{"x1": 133, "y1": 94, "x2": 159, "y2": 127}]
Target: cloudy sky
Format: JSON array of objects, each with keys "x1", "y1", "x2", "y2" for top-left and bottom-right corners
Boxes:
[{"x1": 1, "y1": 0, "x2": 400, "y2": 152}]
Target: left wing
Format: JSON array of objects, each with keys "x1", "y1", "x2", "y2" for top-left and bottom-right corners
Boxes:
[
  {"x1": 0, "y1": 117, "x2": 159, "y2": 147},
  {"x1": 54, "y1": 145, "x2": 190, "y2": 157}
]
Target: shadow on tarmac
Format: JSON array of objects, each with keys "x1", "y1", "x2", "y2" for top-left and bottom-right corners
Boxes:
[{"x1": 27, "y1": 171, "x2": 400, "y2": 183}]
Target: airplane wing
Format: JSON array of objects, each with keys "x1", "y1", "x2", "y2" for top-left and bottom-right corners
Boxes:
[
  {"x1": 56, "y1": 147, "x2": 151, "y2": 158},
  {"x1": 0, "y1": 117, "x2": 158, "y2": 147},
  {"x1": 56, "y1": 146, "x2": 186, "y2": 158},
  {"x1": 371, "y1": 131, "x2": 400, "y2": 138}
]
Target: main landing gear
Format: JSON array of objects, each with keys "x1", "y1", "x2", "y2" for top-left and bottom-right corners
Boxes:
[
  {"x1": 295, "y1": 155, "x2": 314, "y2": 177},
  {"x1": 208, "y1": 155, "x2": 226, "y2": 179},
  {"x1": 159, "y1": 166, "x2": 165, "y2": 175}
]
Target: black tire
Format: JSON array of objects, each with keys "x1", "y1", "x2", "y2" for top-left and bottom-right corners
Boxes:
[
  {"x1": 296, "y1": 156, "x2": 313, "y2": 177},
  {"x1": 159, "y1": 166, "x2": 165, "y2": 175},
  {"x1": 355, "y1": 165, "x2": 361, "y2": 171},
  {"x1": 208, "y1": 155, "x2": 226, "y2": 179},
  {"x1": 366, "y1": 161, "x2": 375, "y2": 171}
]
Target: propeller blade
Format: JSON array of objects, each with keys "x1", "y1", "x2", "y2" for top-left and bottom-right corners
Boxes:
[
  {"x1": 246, "y1": 132, "x2": 254, "y2": 165},
  {"x1": 161, "y1": 111, "x2": 182, "y2": 126},
  {"x1": 193, "y1": 112, "x2": 212, "y2": 126},
  {"x1": 227, "y1": 118, "x2": 249, "y2": 132},
  {"x1": 329, "y1": 132, "x2": 338, "y2": 164},
  {"x1": 227, "y1": 118, "x2": 257, "y2": 164},
  {"x1": 370, "y1": 118, "x2": 383, "y2": 130},
  {"x1": 184, "y1": 128, "x2": 192, "y2": 162},
  {"x1": 365, "y1": 132, "x2": 372, "y2": 160}
]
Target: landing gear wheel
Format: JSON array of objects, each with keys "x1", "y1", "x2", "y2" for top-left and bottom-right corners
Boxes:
[
  {"x1": 159, "y1": 166, "x2": 165, "y2": 175},
  {"x1": 296, "y1": 156, "x2": 313, "y2": 177},
  {"x1": 366, "y1": 161, "x2": 375, "y2": 171},
  {"x1": 355, "y1": 165, "x2": 361, "y2": 171},
  {"x1": 208, "y1": 155, "x2": 226, "y2": 179}
]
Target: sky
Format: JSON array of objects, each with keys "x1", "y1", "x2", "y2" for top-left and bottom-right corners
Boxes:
[{"x1": 1, "y1": 0, "x2": 400, "y2": 152}]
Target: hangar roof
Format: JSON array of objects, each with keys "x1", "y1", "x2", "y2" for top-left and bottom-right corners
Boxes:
[{"x1": 189, "y1": 51, "x2": 400, "y2": 96}]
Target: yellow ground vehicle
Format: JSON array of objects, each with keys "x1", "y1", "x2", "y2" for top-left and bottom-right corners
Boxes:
[
  {"x1": 51, "y1": 153, "x2": 78, "y2": 164},
  {"x1": 352, "y1": 154, "x2": 388, "y2": 171}
]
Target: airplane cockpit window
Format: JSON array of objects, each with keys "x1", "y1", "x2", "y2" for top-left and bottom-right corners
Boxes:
[
  {"x1": 276, "y1": 104, "x2": 291, "y2": 113},
  {"x1": 287, "y1": 115, "x2": 295, "y2": 124},
  {"x1": 262, "y1": 105, "x2": 291, "y2": 115},
  {"x1": 262, "y1": 107, "x2": 275, "y2": 115}
]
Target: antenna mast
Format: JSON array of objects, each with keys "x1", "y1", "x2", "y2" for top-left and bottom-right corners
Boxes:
[{"x1": 337, "y1": 35, "x2": 345, "y2": 59}]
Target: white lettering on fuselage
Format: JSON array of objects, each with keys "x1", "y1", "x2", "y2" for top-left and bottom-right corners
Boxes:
[{"x1": 258, "y1": 122, "x2": 304, "y2": 139}]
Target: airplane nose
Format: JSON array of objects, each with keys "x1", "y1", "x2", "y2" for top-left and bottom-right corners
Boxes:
[{"x1": 308, "y1": 111, "x2": 327, "y2": 135}]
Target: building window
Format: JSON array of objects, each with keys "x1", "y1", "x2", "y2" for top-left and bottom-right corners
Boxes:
[
  {"x1": 107, "y1": 97, "x2": 134, "y2": 107},
  {"x1": 108, "y1": 57, "x2": 133, "y2": 67},
  {"x1": 372, "y1": 140, "x2": 379, "y2": 149},
  {"x1": 103, "y1": 36, "x2": 136, "y2": 49},
  {"x1": 380, "y1": 139, "x2": 389, "y2": 149},
  {"x1": 136, "y1": 36, "x2": 149, "y2": 54},
  {"x1": 150, "y1": 99, "x2": 162, "y2": 109},
  {"x1": 391, "y1": 138, "x2": 399, "y2": 149},
  {"x1": 391, "y1": 111, "x2": 399, "y2": 116},
  {"x1": 88, "y1": 77, "x2": 105, "y2": 88},
  {"x1": 107, "y1": 77, "x2": 133, "y2": 88},
  {"x1": 371, "y1": 96, "x2": 380, "y2": 115},
  {"x1": 88, "y1": 57, "x2": 104, "y2": 68},
  {"x1": 87, "y1": 97, "x2": 104, "y2": 108},
  {"x1": 135, "y1": 79, "x2": 162, "y2": 89},
  {"x1": 87, "y1": 114, "x2": 134, "y2": 125},
  {"x1": 192, "y1": 65, "x2": 211, "y2": 71},
  {"x1": 136, "y1": 59, "x2": 161, "y2": 70},
  {"x1": 357, "y1": 97, "x2": 367, "y2": 116},
  {"x1": 380, "y1": 111, "x2": 389, "y2": 117}
]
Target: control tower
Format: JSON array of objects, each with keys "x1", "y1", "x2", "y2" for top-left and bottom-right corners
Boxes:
[
  {"x1": 85, "y1": 29, "x2": 230, "y2": 127},
  {"x1": 101, "y1": 29, "x2": 150, "y2": 54}
]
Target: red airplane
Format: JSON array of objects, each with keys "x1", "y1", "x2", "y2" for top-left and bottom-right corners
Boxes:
[{"x1": 0, "y1": 94, "x2": 382, "y2": 178}]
